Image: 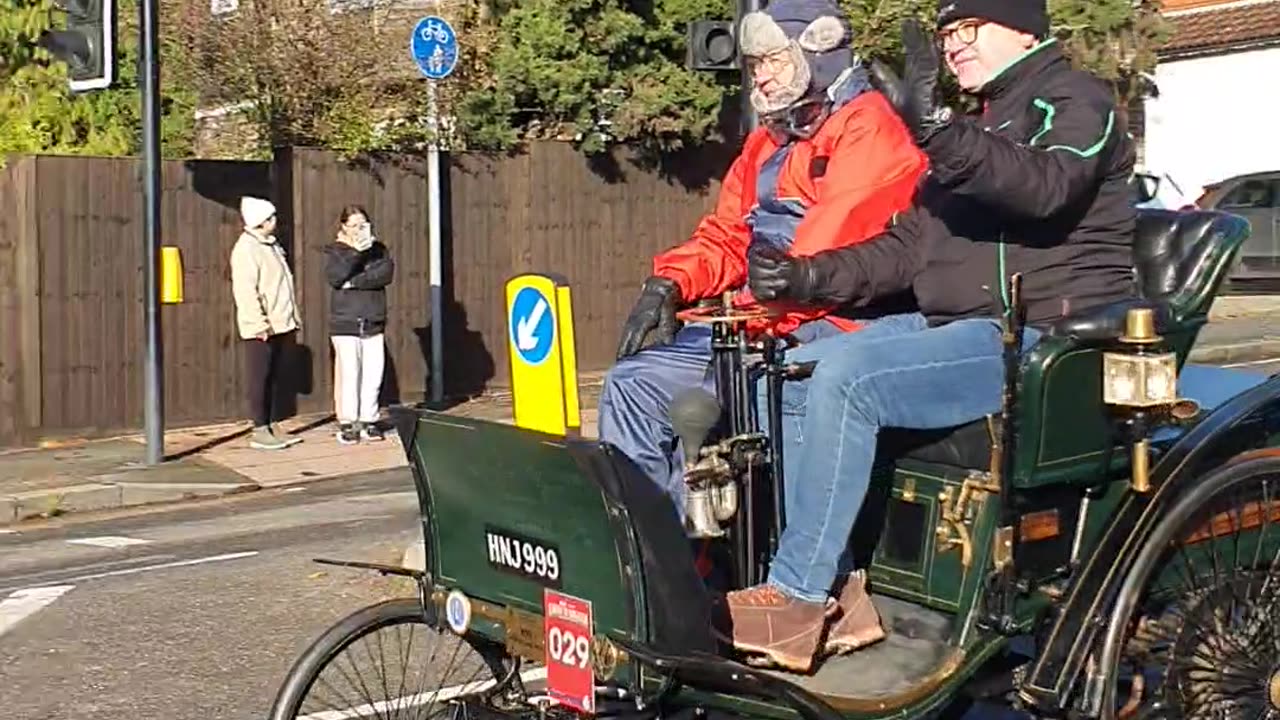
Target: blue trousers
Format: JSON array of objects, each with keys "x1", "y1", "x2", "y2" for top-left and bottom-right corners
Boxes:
[
  {"x1": 598, "y1": 320, "x2": 844, "y2": 516},
  {"x1": 760, "y1": 312, "x2": 1043, "y2": 602}
]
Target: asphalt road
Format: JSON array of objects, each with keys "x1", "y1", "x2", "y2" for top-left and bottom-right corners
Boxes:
[{"x1": 0, "y1": 469, "x2": 423, "y2": 720}]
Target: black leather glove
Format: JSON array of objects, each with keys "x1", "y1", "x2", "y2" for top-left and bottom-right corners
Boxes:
[
  {"x1": 616, "y1": 276, "x2": 682, "y2": 359},
  {"x1": 868, "y1": 18, "x2": 953, "y2": 145},
  {"x1": 747, "y1": 245, "x2": 818, "y2": 302}
]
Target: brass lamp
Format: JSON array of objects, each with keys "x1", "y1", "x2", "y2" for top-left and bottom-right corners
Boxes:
[
  {"x1": 1102, "y1": 308, "x2": 1178, "y2": 407},
  {"x1": 1102, "y1": 307, "x2": 1179, "y2": 493}
]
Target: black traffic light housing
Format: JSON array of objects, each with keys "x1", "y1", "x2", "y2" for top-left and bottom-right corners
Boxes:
[
  {"x1": 38, "y1": 0, "x2": 116, "y2": 92},
  {"x1": 686, "y1": 20, "x2": 738, "y2": 71}
]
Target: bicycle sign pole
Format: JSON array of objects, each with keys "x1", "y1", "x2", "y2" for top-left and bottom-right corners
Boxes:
[{"x1": 410, "y1": 11, "x2": 459, "y2": 404}]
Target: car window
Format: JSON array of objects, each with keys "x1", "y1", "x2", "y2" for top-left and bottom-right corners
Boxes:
[{"x1": 1219, "y1": 179, "x2": 1277, "y2": 209}]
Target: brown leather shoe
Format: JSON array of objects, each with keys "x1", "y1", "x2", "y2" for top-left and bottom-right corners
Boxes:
[
  {"x1": 822, "y1": 571, "x2": 885, "y2": 656},
  {"x1": 714, "y1": 584, "x2": 832, "y2": 673}
]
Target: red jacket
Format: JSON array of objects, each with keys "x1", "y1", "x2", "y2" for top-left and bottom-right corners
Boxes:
[{"x1": 652, "y1": 89, "x2": 927, "y2": 338}]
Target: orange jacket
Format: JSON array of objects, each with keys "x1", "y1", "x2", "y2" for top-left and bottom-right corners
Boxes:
[{"x1": 652, "y1": 89, "x2": 927, "y2": 338}]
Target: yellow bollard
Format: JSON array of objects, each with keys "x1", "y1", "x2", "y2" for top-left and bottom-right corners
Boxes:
[
  {"x1": 504, "y1": 273, "x2": 582, "y2": 436},
  {"x1": 160, "y1": 246, "x2": 184, "y2": 304},
  {"x1": 556, "y1": 284, "x2": 582, "y2": 435}
]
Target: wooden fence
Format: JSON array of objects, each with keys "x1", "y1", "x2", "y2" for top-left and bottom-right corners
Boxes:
[{"x1": 0, "y1": 142, "x2": 730, "y2": 447}]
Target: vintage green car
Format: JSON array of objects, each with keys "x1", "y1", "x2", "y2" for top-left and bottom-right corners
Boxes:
[{"x1": 268, "y1": 207, "x2": 1280, "y2": 720}]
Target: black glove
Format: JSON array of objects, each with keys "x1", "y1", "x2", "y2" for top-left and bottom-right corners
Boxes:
[
  {"x1": 747, "y1": 245, "x2": 818, "y2": 302},
  {"x1": 616, "y1": 276, "x2": 682, "y2": 359},
  {"x1": 868, "y1": 18, "x2": 953, "y2": 145}
]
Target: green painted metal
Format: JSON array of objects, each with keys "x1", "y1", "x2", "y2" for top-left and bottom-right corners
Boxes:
[
  {"x1": 867, "y1": 464, "x2": 991, "y2": 616},
  {"x1": 410, "y1": 413, "x2": 637, "y2": 639}
]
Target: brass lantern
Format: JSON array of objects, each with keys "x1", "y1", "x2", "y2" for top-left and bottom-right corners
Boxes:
[
  {"x1": 1102, "y1": 307, "x2": 1179, "y2": 493},
  {"x1": 1102, "y1": 308, "x2": 1178, "y2": 407}
]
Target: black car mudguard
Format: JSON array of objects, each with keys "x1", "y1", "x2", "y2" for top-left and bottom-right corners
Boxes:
[{"x1": 1018, "y1": 372, "x2": 1280, "y2": 715}]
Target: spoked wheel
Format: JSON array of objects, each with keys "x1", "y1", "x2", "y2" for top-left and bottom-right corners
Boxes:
[
  {"x1": 1108, "y1": 457, "x2": 1280, "y2": 719},
  {"x1": 269, "y1": 597, "x2": 535, "y2": 720}
]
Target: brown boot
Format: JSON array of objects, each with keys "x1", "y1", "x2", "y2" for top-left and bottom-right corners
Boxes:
[
  {"x1": 822, "y1": 571, "x2": 885, "y2": 656},
  {"x1": 714, "y1": 584, "x2": 833, "y2": 673}
]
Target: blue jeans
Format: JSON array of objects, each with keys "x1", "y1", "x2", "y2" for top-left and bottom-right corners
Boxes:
[
  {"x1": 598, "y1": 319, "x2": 844, "y2": 516},
  {"x1": 757, "y1": 312, "x2": 1042, "y2": 602}
]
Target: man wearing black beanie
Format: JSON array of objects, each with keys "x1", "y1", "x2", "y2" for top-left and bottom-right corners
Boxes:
[
  {"x1": 720, "y1": 3, "x2": 1138, "y2": 673},
  {"x1": 933, "y1": 0, "x2": 1051, "y2": 91}
]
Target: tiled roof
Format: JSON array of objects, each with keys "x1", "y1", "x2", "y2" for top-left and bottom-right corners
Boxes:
[{"x1": 1161, "y1": 0, "x2": 1280, "y2": 55}]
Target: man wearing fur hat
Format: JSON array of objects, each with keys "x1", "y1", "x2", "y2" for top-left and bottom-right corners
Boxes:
[
  {"x1": 231, "y1": 196, "x2": 303, "y2": 451},
  {"x1": 725, "y1": 1, "x2": 1137, "y2": 671},
  {"x1": 599, "y1": 0, "x2": 927, "y2": 530}
]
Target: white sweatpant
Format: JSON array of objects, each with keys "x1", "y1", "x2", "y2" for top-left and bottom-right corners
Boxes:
[{"x1": 331, "y1": 334, "x2": 386, "y2": 424}]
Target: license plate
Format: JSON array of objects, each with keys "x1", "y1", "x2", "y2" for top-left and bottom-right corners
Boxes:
[{"x1": 543, "y1": 589, "x2": 594, "y2": 714}]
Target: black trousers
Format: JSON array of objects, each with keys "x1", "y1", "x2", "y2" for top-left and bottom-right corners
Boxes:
[{"x1": 244, "y1": 331, "x2": 292, "y2": 426}]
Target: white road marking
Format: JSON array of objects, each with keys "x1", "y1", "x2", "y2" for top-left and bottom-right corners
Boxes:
[
  {"x1": 1222, "y1": 357, "x2": 1280, "y2": 368},
  {"x1": 298, "y1": 667, "x2": 548, "y2": 720},
  {"x1": 67, "y1": 535, "x2": 152, "y2": 548},
  {"x1": 0, "y1": 555, "x2": 176, "y2": 591},
  {"x1": 15, "y1": 551, "x2": 260, "y2": 590},
  {"x1": 0, "y1": 585, "x2": 74, "y2": 638},
  {"x1": 0, "y1": 529, "x2": 17, "y2": 535}
]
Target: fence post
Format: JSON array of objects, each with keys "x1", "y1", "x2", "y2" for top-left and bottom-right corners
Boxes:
[{"x1": 15, "y1": 157, "x2": 43, "y2": 437}]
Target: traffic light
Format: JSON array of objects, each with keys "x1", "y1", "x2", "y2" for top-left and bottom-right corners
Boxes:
[
  {"x1": 38, "y1": 0, "x2": 117, "y2": 92},
  {"x1": 686, "y1": 20, "x2": 738, "y2": 71}
]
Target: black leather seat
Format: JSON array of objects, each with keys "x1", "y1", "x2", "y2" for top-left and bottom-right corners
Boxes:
[
  {"x1": 892, "y1": 209, "x2": 1247, "y2": 469},
  {"x1": 882, "y1": 420, "x2": 996, "y2": 469},
  {"x1": 1045, "y1": 209, "x2": 1239, "y2": 341}
]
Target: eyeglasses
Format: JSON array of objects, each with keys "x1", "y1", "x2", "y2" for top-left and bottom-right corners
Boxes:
[
  {"x1": 937, "y1": 20, "x2": 985, "y2": 48},
  {"x1": 745, "y1": 50, "x2": 791, "y2": 77}
]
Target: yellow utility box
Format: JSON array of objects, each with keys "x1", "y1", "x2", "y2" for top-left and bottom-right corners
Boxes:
[{"x1": 160, "y1": 246, "x2": 184, "y2": 304}]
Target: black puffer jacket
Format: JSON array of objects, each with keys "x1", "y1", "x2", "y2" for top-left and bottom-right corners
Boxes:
[
  {"x1": 324, "y1": 240, "x2": 395, "y2": 337},
  {"x1": 807, "y1": 40, "x2": 1137, "y2": 327}
]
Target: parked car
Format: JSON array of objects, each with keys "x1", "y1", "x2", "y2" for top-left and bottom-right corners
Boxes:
[{"x1": 1196, "y1": 170, "x2": 1280, "y2": 286}]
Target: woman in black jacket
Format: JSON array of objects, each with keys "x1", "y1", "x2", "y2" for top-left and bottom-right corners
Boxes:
[{"x1": 324, "y1": 205, "x2": 395, "y2": 444}]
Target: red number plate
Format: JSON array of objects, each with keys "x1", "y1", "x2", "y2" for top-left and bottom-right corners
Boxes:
[{"x1": 543, "y1": 589, "x2": 595, "y2": 714}]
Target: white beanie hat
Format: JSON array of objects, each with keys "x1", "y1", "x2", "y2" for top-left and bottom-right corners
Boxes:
[{"x1": 240, "y1": 196, "x2": 277, "y2": 229}]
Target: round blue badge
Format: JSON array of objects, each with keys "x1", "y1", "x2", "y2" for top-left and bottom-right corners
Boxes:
[{"x1": 445, "y1": 589, "x2": 471, "y2": 634}]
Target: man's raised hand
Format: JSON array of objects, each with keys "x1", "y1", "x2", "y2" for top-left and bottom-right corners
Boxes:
[{"x1": 869, "y1": 18, "x2": 952, "y2": 145}]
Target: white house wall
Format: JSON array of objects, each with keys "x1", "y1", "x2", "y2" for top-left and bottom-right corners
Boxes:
[{"x1": 1144, "y1": 45, "x2": 1280, "y2": 198}]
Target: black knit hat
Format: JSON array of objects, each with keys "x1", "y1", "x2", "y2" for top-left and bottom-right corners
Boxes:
[{"x1": 936, "y1": 0, "x2": 1050, "y2": 38}]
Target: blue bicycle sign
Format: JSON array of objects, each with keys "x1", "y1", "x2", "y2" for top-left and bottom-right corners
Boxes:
[{"x1": 410, "y1": 15, "x2": 459, "y2": 80}]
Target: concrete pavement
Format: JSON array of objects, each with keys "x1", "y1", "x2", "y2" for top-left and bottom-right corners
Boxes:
[
  {"x1": 1193, "y1": 296, "x2": 1280, "y2": 363},
  {"x1": 0, "y1": 417, "x2": 403, "y2": 528},
  {"x1": 2, "y1": 299, "x2": 1277, "y2": 527},
  {"x1": 0, "y1": 375, "x2": 603, "y2": 528}
]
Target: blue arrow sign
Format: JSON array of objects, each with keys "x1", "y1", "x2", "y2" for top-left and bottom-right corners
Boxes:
[
  {"x1": 411, "y1": 15, "x2": 459, "y2": 80},
  {"x1": 510, "y1": 286, "x2": 555, "y2": 366}
]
